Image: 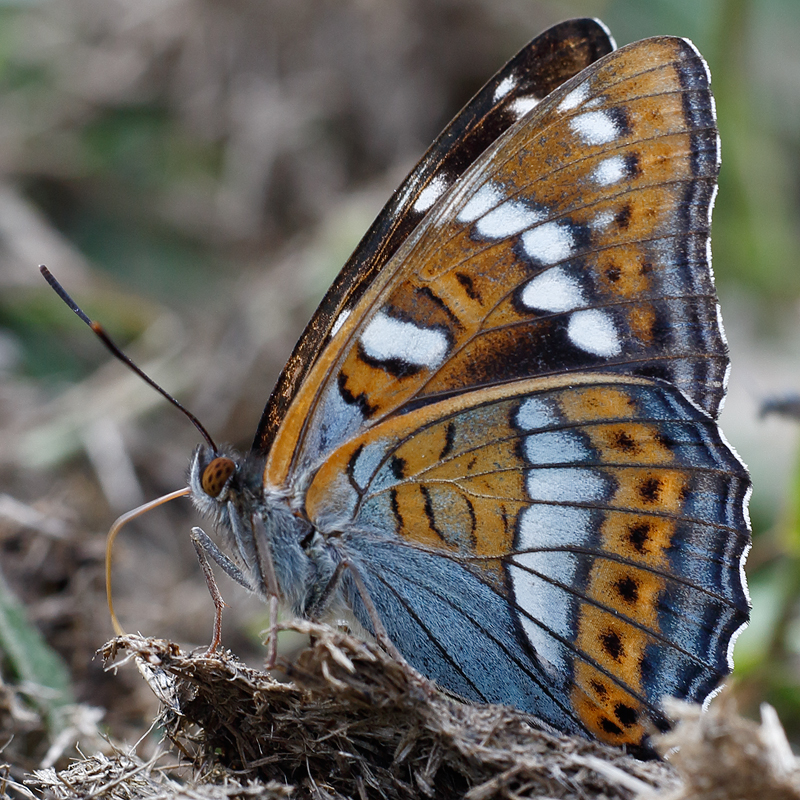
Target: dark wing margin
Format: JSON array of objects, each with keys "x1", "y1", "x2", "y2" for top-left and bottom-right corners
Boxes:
[{"x1": 252, "y1": 18, "x2": 615, "y2": 456}]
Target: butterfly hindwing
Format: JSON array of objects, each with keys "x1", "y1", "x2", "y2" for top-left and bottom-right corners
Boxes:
[
  {"x1": 265, "y1": 36, "x2": 725, "y2": 488},
  {"x1": 253, "y1": 18, "x2": 615, "y2": 457},
  {"x1": 303, "y1": 373, "x2": 750, "y2": 745}
]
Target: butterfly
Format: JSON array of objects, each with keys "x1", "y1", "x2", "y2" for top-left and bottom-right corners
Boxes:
[{"x1": 60, "y1": 17, "x2": 752, "y2": 751}]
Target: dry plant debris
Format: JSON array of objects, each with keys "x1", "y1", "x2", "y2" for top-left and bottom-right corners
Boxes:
[
  {"x1": 91, "y1": 622, "x2": 671, "y2": 800},
  {"x1": 646, "y1": 697, "x2": 800, "y2": 800},
  {"x1": 13, "y1": 621, "x2": 800, "y2": 799}
]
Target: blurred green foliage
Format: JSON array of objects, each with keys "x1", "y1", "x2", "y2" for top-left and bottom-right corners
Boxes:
[{"x1": 0, "y1": 567, "x2": 74, "y2": 735}]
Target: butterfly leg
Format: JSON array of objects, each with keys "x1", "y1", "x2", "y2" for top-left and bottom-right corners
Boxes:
[
  {"x1": 264, "y1": 594, "x2": 279, "y2": 669},
  {"x1": 189, "y1": 527, "x2": 226, "y2": 654},
  {"x1": 190, "y1": 526, "x2": 255, "y2": 653},
  {"x1": 307, "y1": 554, "x2": 415, "y2": 673},
  {"x1": 191, "y1": 526, "x2": 255, "y2": 590},
  {"x1": 251, "y1": 515, "x2": 283, "y2": 668}
]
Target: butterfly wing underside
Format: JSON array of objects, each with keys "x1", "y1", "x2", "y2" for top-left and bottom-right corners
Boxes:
[
  {"x1": 265, "y1": 35, "x2": 726, "y2": 488},
  {"x1": 252, "y1": 28, "x2": 749, "y2": 748},
  {"x1": 253, "y1": 18, "x2": 615, "y2": 456},
  {"x1": 303, "y1": 373, "x2": 750, "y2": 744}
]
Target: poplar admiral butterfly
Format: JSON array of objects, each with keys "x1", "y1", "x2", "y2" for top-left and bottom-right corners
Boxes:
[{"x1": 46, "y1": 17, "x2": 751, "y2": 749}]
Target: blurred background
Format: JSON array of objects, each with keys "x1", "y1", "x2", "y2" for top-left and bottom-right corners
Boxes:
[{"x1": 1, "y1": 0, "x2": 799, "y2": 772}]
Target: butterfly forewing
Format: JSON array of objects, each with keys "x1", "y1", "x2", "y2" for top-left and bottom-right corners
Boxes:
[
  {"x1": 253, "y1": 18, "x2": 615, "y2": 457},
  {"x1": 265, "y1": 36, "x2": 725, "y2": 488},
  {"x1": 303, "y1": 373, "x2": 750, "y2": 745}
]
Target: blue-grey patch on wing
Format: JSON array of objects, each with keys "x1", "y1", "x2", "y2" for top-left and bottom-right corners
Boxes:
[
  {"x1": 341, "y1": 531, "x2": 585, "y2": 735},
  {"x1": 664, "y1": 520, "x2": 750, "y2": 601},
  {"x1": 298, "y1": 382, "x2": 365, "y2": 475}
]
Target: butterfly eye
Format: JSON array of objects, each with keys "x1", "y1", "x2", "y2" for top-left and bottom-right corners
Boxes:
[{"x1": 201, "y1": 457, "x2": 236, "y2": 497}]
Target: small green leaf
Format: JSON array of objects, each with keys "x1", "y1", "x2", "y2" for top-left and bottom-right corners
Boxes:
[{"x1": 0, "y1": 565, "x2": 74, "y2": 733}]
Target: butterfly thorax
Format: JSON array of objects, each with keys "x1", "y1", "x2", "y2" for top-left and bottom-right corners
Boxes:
[{"x1": 188, "y1": 444, "x2": 336, "y2": 617}]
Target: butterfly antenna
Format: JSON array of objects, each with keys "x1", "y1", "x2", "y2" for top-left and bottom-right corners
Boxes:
[{"x1": 40, "y1": 265, "x2": 218, "y2": 451}]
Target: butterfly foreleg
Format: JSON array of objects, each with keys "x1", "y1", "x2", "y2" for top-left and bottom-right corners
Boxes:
[{"x1": 190, "y1": 525, "x2": 255, "y2": 590}]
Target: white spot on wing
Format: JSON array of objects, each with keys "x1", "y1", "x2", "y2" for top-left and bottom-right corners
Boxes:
[
  {"x1": 475, "y1": 199, "x2": 542, "y2": 238},
  {"x1": 457, "y1": 183, "x2": 502, "y2": 223},
  {"x1": 524, "y1": 431, "x2": 589, "y2": 465},
  {"x1": 510, "y1": 96, "x2": 539, "y2": 117},
  {"x1": 591, "y1": 209, "x2": 616, "y2": 230},
  {"x1": 715, "y1": 302, "x2": 728, "y2": 348},
  {"x1": 591, "y1": 154, "x2": 628, "y2": 185},
  {"x1": 567, "y1": 309, "x2": 621, "y2": 356},
  {"x1": 360, "y1": 311, "x2": 448, "y2": 369},
  {"x1": 526, "y1": 467, "x2": 608, "y2": 503},
  {"x1": 351, "y1": 439, "x2": 389, "y2": 490},
  {"x1": 493, "y1": 74, "x2": 516, "y2": 101},
  {"x1": 508, "y1": 553, "x2": 577, "y2": 675},
  {"x1": 570, "y1": 110, "x2": 621, "y2": 146},
  {"x1": 413, "y1": 174, "x2": 447, "y2": 213},
  {"x1": 708, "y1": 182, "x2": 719, "y2": 226},
  {"x1": 517, "y1": 505, "x2": 593, "y2": 550},
  {"x1": 558, "y1": 82, "x2": 589, "y2": 112},
  {"x1": 520, "y1": 266, "x2": 585, "y2": 312},
  {"x1": 330, "y1": 308, "x2": 351, "y2": 337},
  {"x1": 516, "y1": 396, "x2": 558, "y2": 430},
  {"x1": 521, "y1": 223, "x2": 575, "y2": 265}
]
